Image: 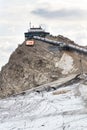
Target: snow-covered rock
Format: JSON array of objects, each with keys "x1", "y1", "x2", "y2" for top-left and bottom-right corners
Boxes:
[{"x1": 58, "y1": 53, "x2": 74, "y2": 74}]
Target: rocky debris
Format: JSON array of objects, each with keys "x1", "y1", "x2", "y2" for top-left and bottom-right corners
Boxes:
[{"x1": 0, "y1": 35, "x2": 87, "y2": 98}]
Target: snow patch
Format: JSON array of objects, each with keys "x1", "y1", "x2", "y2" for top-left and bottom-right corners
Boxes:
[
  {"x1": 0, "y1": 83, "x2": 87, "y2": 130},
  {"x1": 58, "y1": 53, "x2": 74, "y2": 74}
]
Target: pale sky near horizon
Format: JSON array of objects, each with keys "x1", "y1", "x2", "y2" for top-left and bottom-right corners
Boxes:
[{"x1": 0, "y1": 0, "x2": 87, "y2": 69}]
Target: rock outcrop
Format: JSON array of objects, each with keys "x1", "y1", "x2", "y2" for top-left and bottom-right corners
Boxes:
[{"x1": 0, "y1": 35, "x2": 87, "y2": 98}]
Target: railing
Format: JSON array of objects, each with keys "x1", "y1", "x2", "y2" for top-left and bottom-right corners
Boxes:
[
  {"x1": 33, "y1": 36, "x2": 64, "y2": 46},
  {"x1": 33, "y1": 36, "x2": 87, "y2": 54}
]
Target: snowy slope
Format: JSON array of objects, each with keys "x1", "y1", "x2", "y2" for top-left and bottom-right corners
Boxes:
[{"x1": 0, "y1": 80, "x2": 87, "y2": 130}]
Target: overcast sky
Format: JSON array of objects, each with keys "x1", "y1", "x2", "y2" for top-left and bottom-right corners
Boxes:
[{"x1": 0, "y1": 0, "x2": 87, "y2": 69}]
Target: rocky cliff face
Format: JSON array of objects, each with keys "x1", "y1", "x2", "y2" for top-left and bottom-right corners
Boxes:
[{"x1": 0, "y1": 35, "x2": 87, "y2": 98}]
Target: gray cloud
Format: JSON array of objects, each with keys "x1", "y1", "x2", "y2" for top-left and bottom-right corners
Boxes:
[{"x1": 32, "y1": 8, "x2": 87, "y2": 20}]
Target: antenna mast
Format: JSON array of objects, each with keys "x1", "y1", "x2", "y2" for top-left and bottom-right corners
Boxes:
[{"x1": 29, "y1": 22, "x2": 31, "y2": 28}]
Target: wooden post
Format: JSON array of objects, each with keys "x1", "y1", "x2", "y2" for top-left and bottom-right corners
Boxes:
[{"x1": 79, "y1": 54, "x2": 83, "y2": 76}]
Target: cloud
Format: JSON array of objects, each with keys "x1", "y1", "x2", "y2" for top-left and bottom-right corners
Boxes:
[
  {"x1": 0, "y1": 38, "x2": 21, "y2": 70},
  {"x1": 0, "y1": 0, "x2": 87, "y2": 70},
  {"x1": 0, "y1": 41, "x2": 15, "y2": 70},
  {"x1": 32, "y1": 8, "x2": 87, "y2": 20}
]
